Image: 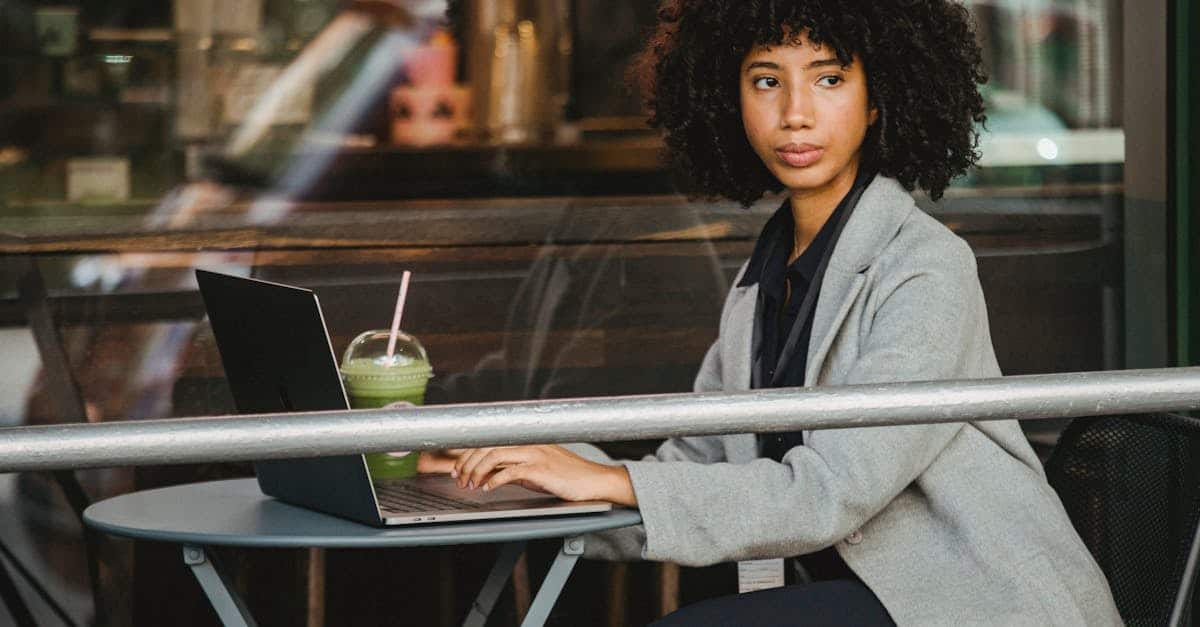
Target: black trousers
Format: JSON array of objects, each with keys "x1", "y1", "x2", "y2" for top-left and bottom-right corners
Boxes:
[{"x1": 650, "y1": 579, "x2": 896, "y2": 627}]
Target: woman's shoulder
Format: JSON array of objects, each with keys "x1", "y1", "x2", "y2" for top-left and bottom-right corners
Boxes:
[
  {"x1": 900, "y1": 208, "x2": 974, "y2": 261},
  {"x1": 873, "y1": 182, "x2": 976, "y2": 277}
]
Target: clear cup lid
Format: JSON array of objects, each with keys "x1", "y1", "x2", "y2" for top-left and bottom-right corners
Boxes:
[{"x1": 340, "y1": 329, "x2": 433, "y2": 381}]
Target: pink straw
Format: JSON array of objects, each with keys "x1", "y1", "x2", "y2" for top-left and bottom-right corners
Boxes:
[{"x1": 386, "y1": 271, "x2": 412, "y2": 359}]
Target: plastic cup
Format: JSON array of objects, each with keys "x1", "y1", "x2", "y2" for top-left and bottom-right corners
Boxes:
[{"x1": 340, "y1": 329, "x2": 433, "y2": 479}]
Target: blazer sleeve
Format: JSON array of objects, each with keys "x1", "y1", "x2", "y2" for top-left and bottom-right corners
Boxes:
[
  {"x1": 574, "y1": 339, "x2": 732, "y2": 561},
  {"x1": 617, "y1": 239, "x2": 993, "y2": 567}
]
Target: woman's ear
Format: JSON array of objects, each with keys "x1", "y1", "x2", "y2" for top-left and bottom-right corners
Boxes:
[{"x1": 868, "y1": 105, "x2": 880, "y2": 126}]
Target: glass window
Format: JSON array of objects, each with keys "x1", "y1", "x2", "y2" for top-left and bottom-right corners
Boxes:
[{"x1": 0, "y1": 0, "x2": 1136, "y2": 624}]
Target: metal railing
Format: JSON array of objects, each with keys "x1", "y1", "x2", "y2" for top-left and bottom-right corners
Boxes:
[{"x1": 0, "y1": 367, "x2": 1197, "y2": 473}]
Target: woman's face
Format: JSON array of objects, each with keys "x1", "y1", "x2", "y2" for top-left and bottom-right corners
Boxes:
[{"x1": 740, "y1": 36, "x2": 877, "y2": 199}]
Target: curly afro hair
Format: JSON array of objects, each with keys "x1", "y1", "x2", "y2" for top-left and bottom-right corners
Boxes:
[{"x1": 634, "y1": 0, "x2": 987, "y2": 204}]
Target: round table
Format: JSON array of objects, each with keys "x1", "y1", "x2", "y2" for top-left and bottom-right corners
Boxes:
[{"x1": 84, "y1": 478, "x2": 642, "y2": 626}]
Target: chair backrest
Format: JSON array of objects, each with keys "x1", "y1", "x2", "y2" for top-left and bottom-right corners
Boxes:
[{"x1": 1045, "y1": 413, "x2": 1200, "y2": 627}]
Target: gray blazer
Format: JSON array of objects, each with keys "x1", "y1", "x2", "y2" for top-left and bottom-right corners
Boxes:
[{"x1": 572, "y1": 176, "x2": 1121, "y2": 626}]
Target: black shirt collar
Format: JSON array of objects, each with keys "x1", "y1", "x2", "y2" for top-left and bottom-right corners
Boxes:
[{"x1": 738, "y1": 168, "x2": 877, "y2": 289}]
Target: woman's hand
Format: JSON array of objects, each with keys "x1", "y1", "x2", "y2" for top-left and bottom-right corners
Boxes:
[
  {"x1": 416, "y1": 450, "x2": 463, "y2": 474},
  {"x1": 450, "y1": 445, "x2": 637, "y2": 507}
]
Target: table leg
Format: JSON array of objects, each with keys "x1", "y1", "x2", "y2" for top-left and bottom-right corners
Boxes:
[
  {"x1": 463, "y1": 541, "x2": 526, "y2": 627},
  {"x1": 657, "y1": 562, "x2": 680, "y2": 617},
  {"x1": 439, "y1": 549, "x2": 456, "y2": 627},
  {"x1": 605, "y1": 562, "x2": 628, "y2": 627},
  {"x1": 182, "y1": 546, "x2": 258, "y2": 627},
  {"x1": 519, "y1": 536, "x2": 585, "y2": 627},
  {"x1": 511, "y1": 552, "x2": 531, "y2": 623},
  {"x1": 305, "y1": 548, "x2": 325, "y2": 627}
]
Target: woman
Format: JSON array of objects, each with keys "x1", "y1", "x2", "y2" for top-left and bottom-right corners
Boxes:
[{"x1": 423, "y1": 1, "x2": 1120, "y2": 624}]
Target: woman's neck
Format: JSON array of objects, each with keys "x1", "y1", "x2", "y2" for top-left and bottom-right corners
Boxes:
[{"x1": 787, "y1": 160, "x2": 861, "y2": 264}]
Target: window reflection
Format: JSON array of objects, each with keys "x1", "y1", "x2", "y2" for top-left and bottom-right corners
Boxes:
[{"x1": 0, "y1": 0, "x2": 1127, "y2": 624}]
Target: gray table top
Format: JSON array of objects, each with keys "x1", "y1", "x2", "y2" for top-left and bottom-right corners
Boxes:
[{"x1": 83, "y1": 478, "x2": 642, "y2": 549}]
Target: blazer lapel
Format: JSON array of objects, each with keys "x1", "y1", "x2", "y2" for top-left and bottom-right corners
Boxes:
[
  {"x1": 720, "y1": 176, "x2": 917, "y2": 395},
  {"x1": 804, "y1": 269, "x2": 866, "y2": 386},
  {"x1": 802, "y1": 176, "x2": 916, "y2": 388}
]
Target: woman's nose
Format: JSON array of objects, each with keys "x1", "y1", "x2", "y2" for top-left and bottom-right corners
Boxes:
[{"x1": 781, "y1": 89, "x2": 815, "y2": 129}]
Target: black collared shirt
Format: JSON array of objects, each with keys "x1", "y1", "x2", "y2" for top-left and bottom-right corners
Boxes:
[
  {"x1": 739, "y1": 168, "x2": 876, "y2": 582},
  {"x1": 754, "y1": 195, "x2": 845, "y2": 398}
]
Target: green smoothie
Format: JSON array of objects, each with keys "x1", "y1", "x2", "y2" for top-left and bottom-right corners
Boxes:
[
  {"x1": 341, "y1": 357, "x2": 432, "y2": 408},
  {"x1": 341, "y1": 350, "x2": 433, "y2": 480}
]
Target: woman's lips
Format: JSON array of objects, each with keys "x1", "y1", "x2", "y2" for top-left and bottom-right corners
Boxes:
[{"x1": 776, "y1": 145, "x2": 824, "y2": 168}]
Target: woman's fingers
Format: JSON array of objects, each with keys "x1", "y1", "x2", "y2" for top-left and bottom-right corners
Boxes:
[
  {"x1": 481, "y1": 461, "x2": 555, "y2": 496},
  {"x1": 465, "y1": 447, "x2": 535, "y2": 490},
  {"x1": 442, "y1": 444, "x2": 628, "y2": 504},
  {"x1": 451, "y1": 445, "x2": 605, "y2": 499},
  {"x1": 455, "y1": 446, "x2": 520, "y2": 488},
  {"x1": 482, "y1": 465, "x2": 525, "y2": 492},
  {"x1": 453, "y1": 447, "x2": 491, "y2": 486},
  {"x1": 416, "y1": 451, "x2": 457, "y2": 474}
]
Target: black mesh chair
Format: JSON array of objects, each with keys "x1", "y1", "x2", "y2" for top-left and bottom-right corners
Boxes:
[{"x1": 1045, "y1": 413, "x2": 1200, "y2": 627}]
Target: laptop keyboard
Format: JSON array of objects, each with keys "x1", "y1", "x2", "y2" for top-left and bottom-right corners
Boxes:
[{"x1": 375, "y1": 482, "x2": 481, "y2": 514}]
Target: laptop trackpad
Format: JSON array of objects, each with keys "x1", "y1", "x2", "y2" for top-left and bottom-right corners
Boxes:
[{"x1": 395, "y1": 474, "x2": 559, "y2": 505}]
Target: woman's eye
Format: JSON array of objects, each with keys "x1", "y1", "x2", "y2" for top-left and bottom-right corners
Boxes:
[
  {"x1": 753, "y1": 76, "x2": 780, "y2": 90},
  {"x1": 818, "y1": 75, "x2": 843, "y2": 87}
]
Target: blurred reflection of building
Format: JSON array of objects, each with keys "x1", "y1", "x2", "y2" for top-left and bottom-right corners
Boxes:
[
  {"x1": 0, "y1": 0, "x2": 1132, "y2": 625},
  {"x1": 969, "y1": 0, "x2": 1120, "y2": 129}
]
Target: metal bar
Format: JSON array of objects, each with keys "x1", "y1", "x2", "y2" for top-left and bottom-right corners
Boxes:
[
  {"x1": 519, "y1": 537, "x2": 584, "y2": 627},
  {"x1": 462, "y1": 541, "x2": 526, "y2": 627},
  {"x1": 182, "y1": 546, "x2": 258, "y2": 627},
  {"x1": 1169, "y1": 504, "x2": 1200, "y2": 627},
  {"x1": 0, "y1": 368, "x2": 1198, "y2": 473}
]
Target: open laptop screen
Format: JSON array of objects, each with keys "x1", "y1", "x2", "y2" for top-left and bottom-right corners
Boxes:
[{"x1": 196, "y1": 269, "x2": 382, "y2": 524}]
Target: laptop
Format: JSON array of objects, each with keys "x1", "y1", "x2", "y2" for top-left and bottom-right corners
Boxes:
[{"x1": 195, "y1": 269, "x2": 612, "y2": 526}]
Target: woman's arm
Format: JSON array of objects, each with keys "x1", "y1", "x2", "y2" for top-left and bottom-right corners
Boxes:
[
  {"x1": 617, "y1": 241, "x2": 993, "y2": 565},
  {"x1": 452, "y1": 445, "x2": 637, "y2": 506},
  {"x1": 453, "y1": 241, "x2": 993, "y2": 566}
]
